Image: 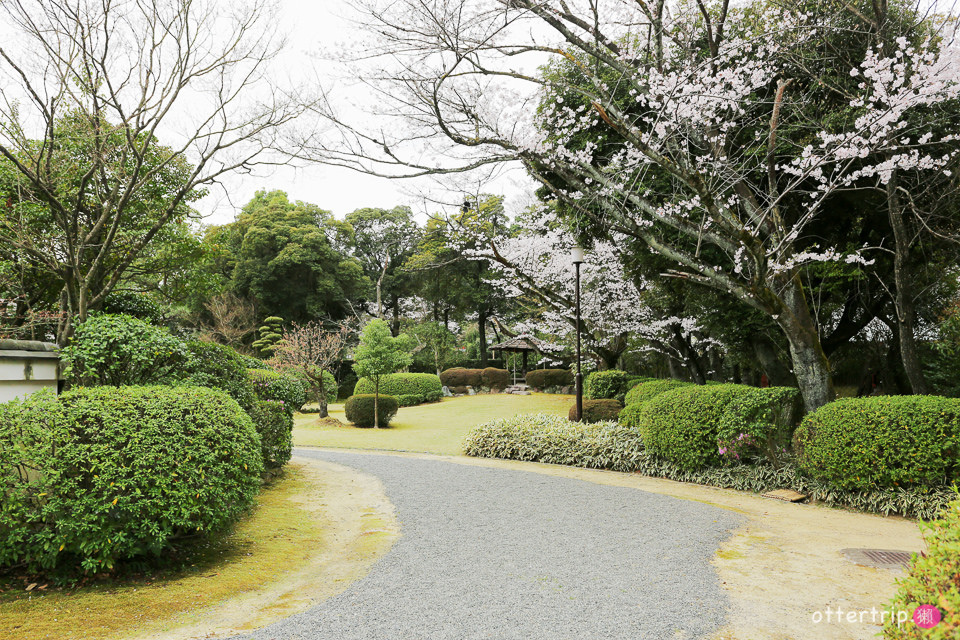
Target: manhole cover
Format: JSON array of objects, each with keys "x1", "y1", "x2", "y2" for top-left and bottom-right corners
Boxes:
[{"x1": 841, "y1": 548, "x2": 915, "y2": 570}]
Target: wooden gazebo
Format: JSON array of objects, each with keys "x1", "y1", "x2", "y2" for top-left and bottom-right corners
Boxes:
[{"x1": 488, "y1": 336, "x2": 548, "y2": 385}]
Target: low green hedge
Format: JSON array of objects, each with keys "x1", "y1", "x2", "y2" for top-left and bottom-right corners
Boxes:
[
  {"x1": 397, "y1": 394, "x2": 424, "y2": 407},
  {"x1": 440, "y1": 368, "x2": 483, "y2": 387},
  {"x1": 355, "y1": 373, "x2": 443, "y2": 404},
  {"x1": 463, "y1": 414, "x2": 645, "y2": 471},
  {"x1": 717, "y1": 387, "x2": 801, "y2": 467},
  {"x1": 525, "y1": 369, "x2": 573, "y2": 390},
  {"x1": 481, "y1": 367, "x2": 510, "y2": 390},
  {"x1": 619, "y1": 402, "x2": 644, "y2": 429},
  {"x1": 179, "y1": 340, "x2": 256, "y2": 411},
  {"x1": 569, "y1": 398, "x2": 623, "y2": 423},
  {"x1": 344, "y1": 394, "x2": 400, "y2": 428},
  {"x1": 247, "y1": 368, "x2": 308, "y2": 409},
  {"x1": 0, "y1": 387, "x2": 262, "y2": 575},
  {"x1": 584, "y1": 370, "x2": 631, "y2": 402},
  {"x1": 624, "y1": 379, "x2": 692, "y2": 406},
  {"x1": 248, "y1": 400, "x2": 294, "y2": 470},
  {"x1": 795, "y1": 395, "x2": 960, "y2": 491},
  {"x1": 884, "y1": 492, "x2": 960, "y2": 639},
  {"x1": 639, "y1": 384, "x2": 755, "y2": 471}
]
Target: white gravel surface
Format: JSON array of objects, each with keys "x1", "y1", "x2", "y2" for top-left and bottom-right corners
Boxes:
[{"x1": 233, "y1": 449, "x2": 744, "y2": 640}]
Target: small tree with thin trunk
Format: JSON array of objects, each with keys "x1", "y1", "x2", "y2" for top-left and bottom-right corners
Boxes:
[
  {"x1": 272, "y1": 322, "x2": 349, "y2": 419},
  {"x1": 352, "y1": 319, "x2": 412, "y2": 428}
]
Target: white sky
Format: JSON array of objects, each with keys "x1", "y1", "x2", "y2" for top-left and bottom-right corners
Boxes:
[{"x1": 197, "y1": 0, "x2": 534, "y2": 226}]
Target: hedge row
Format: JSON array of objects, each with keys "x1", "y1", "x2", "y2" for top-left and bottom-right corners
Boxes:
[
  {"x1": 0, "y1": 387, "x2": 263, "y2": 574},
  {"x1": 439, "y1": 367, "x2": 510, "y2": 390},
  {"x1": 525, "y1": 369, "x2": 573, "y2": 390},
  {"x1": 583, "y1": 370, "x2": 631, "y2": 402},
  {"x1": 568, "y1": 398, "x2": 623, "y2": 423},
  {"x1": 624, "y1": 379, "x2": 692, "y2": 407},
  {"x1": 354, "y1": 373, "x2": 443, "y2": 405}
]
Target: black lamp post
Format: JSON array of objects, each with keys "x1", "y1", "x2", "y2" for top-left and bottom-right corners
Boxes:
[{"x1": 572, "y1": 245, "x2": 585, "y2": 422}]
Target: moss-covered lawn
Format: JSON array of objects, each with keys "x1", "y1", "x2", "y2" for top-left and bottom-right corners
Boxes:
[{"x1": 295, "y1": 393, "x2": 575, "y2": 455}]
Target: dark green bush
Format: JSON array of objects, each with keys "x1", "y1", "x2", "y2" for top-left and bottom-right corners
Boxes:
[
  {"x1": 344, "y1": 394, "x2": 400, "y2": 428},
  {"x1": 247, "y1": 368, "x2": 308, "y2": 409},
  {"x1": 640, "y1": 384, "x2": 755, "y2": 471},
  {"x1": 0, "y1": 387, "x2": 262, "y2": 575},
  {"x1": 717, "y1": 387, "x2": 801, "y2": 466},
  {"x1": 795, "y1": 395, "x2": 960, "y2": 490},
  {"x1": 397, "y1": 394, "x2": 424, "y2": 407},
  {"x1": 178, "y1": 340, "x2": 256, "y2": 411},
  {"x1": 440, "y1": 367, "x2": 483, "y2": 387},
  {"x1": 103, "y1": 291, "x2": 165, "y2": 325},
  {"x1": 584, "y1": 370, "x2": 631, "y2": 402},
  {"x1": 624, "y1": 379, "x2": 692, "y2": 406},
  {"x1": 338, "y1": 371, "x2": 359, "y2": 400},
  {"x1": 61, "y1": 314, "x2": 189, "y2": 387},
  {"x1": 883, "y1": 492, "x2": 960, "y2": 639},
  {"x1": 248, "y1": 400, "x2": 294, "y2": 470},
  {"x1": 618, "y1": 402, "x2": 644, "y2": 429},
  {"x1": 481, "y1": 367, "x2": 510, "y2": 390},
  {"x1": 285, "y1": 368, "x2": 337, "y2": 406},
  {"x1": 627, "y1": 376, "x2": 656, "y2": 389},
  {"x1": 525, "y1": 369, "x2": 573, "y2": 390},
  {"x1": 569, "y1": 398, "x2": 623, "y2": 423},
  {"x1": 355, "y1": 373, "x2": 442, "y2": 402}
]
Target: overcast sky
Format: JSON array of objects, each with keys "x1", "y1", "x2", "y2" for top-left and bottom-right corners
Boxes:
[{"x1": 197, "y1": 0, "x2": 534, "y2": 227}]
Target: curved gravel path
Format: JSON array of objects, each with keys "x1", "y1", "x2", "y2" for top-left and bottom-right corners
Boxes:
[{"x1": 233, "y1": 450, "x2": 745, "y2": 640}]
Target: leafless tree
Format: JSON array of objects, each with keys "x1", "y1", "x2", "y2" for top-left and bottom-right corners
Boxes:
[
  {"x1": 202, "y1": 292, "x2": 258, "y2": 349},
  {"x1": 272, "y1": 322, "x2": 351, "y2": 418},
  {"x1": 0, "y1": 0, "x2": 312, "y2": 344}
]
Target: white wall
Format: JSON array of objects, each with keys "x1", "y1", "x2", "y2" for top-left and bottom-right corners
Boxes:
[{"x1": 0, "y1": 342, "x2": 60, "y2": 403}]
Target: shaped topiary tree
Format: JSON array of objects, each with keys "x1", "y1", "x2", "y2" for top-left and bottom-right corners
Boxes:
[{"x1": 353, "y1": 319, "x2": 412, "y2": 428}]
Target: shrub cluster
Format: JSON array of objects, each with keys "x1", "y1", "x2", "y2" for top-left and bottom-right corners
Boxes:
[
  {"x1": 525, "y1": 368, "x2": 573, "y2": 390},
  {"x1": 569, "y1": 398, "x2": 623, "y2": 423},
  {"x1": 247, "y1": 368, "x2": 308, "y2": 409},
  {"x1": 178, "y1": 340, "x2": 256, "y2": 411},
  {"x1": 639, "y1": 384, "x2": 755, "y2": 471},
  {"x1": 584, "y1": 370, "x2": 631, "y2": 402},
  {"x1": 717, "y1": 387, "x2": 801, "y2": 467},
  {"x1": 795, "y1": 395, "x2": 960, "y2": 490},
  {"x1": 0, "y1": 387, "x2": 263, "y2": 574},
  {"x1": 344, "y1": 394, "x2": 400, "y2": 428},
  {"x1": 463, "y1": 414, "x2": 645, "y2": 471},
  {"x1": 440, "y1": 367, "x2": 483, "y2": 387},
  {"x1": 354, "y1": 373, "x2": 443, "y2": 405},
  {"x1": 61, "y1": 314, "x2": 189, "y2": 387},
  {"x1": 884, "y1": 493, "x2": 960, "y2": 639},
  {"x1": 624, "y1": 379, "x2": 692, "y2": 407},
  {"x1": 481, "y1": 367, "x2": 510, "y2": 390},
  {"x1": 248, "y1": 400, "x2": 294, "y2": 470}
]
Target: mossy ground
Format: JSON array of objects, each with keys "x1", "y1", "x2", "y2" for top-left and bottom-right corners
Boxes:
[
  {"x1": 0, "y1": 465, "x2": 323, "y2": 640},
  {"x1": 295, "y1": 393, "x2": 575, "y2": 455}
]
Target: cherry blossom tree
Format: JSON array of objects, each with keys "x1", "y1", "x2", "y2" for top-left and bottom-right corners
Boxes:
[
  {"x1": 307, "y1": 0, "x2": 960, "y2": 410},
  {"x1": 272, "y1": 322, "x2": 350, "y2": 418}
]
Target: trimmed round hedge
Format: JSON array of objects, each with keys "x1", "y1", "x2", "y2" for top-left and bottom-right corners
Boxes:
[
  {"x1": 440, "y1": 367, "x2": 483, "y2": 387},
  {"x1": 481, "y1": 367, "x2": 510, "y2": 390},
  {"x1": 247, "y1": 368, "x2": 308, "y2": 409},
  {"x1": 0, "y1": 387, "x2": 263, "y2": 574},
  {"x1": 179, "y1": 340, "x2": 256, "y2": 411},
  {"x1": 618, "y1": 401, "x2": 644, "y2": 429},
  {"x1": 624, "y1": 379, "x2": 692, "y2": 407},
  {"x1": 248, "y1": 400, "x2": 294, "y2": 470},
  {"x1": 569, "y1": 398, "x2": 623, "y2": 423},
  {"x1": 639, "y1": 384, "x2": 755, "y2": 471},
  {"x1": 345, "y1": 394, "x2": 400, "y2": 428},
  {"x1": 355, "y1": 373, "x2": 443, "y2": 404},
  {"x1": 794, "y1": 395, "x2": 960, "y2": 490},
  {"x1": 716, "y1": 387, "x2": 801, "y2": 466},
  {"x1": 584, "y1": 370, "x2": 631, "y2": 402},
  {"x1": 525, "y1": 368, "x2": 574, "y2": 390}
]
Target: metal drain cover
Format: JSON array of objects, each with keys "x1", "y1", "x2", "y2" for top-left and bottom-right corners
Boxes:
[{"x1": 841, "y1": 548, "x2": 915, "y2": 570}]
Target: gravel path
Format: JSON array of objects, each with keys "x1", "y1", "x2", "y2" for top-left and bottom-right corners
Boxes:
[{"x1": 233, "y1": 450, "x2": 745, "y2": 640}]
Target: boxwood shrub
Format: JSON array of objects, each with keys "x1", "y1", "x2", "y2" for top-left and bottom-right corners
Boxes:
[
  {"x1": 794, "y1": 395, "x2": 960, "y2": 490},
  {"x1": 481, "y1": 367, "x2": 510, "y2": 390},
  {"x1": 0, "y1": 387, "x2": 263, "y2": 575},
  {"x1": 883, "y1": 493, "x2": 960, "y2": 639},
  {"x1": 247, "y1": 368, "x2": 308, "y2": 409},
  {"x1": 248, "y1": 400, "x2": 294, "y2": 470},
  {"x1": 717, "y1": 387, "x2": 801, "y2": 467},
  {"x1": 397, "y1": 394, "x2": 424, "y2": 407},
  {"x1": 624, "y1": 379, "x2": 692, "y2": 407},
  {"x1": 639, "y1": 384, "x2": 755, "y2": 471},
  {"x1": 584, "y1": 370, "x2": 631, "y2": 402},
  {"x1": 569, "y1": 398, "x2": 623, "y2": 423},
  {"x1": 354, "y1": 373, "x2": 443, "y2": 404},
  {"x1": 619, "y1": 401, "x2": 644, "y2": 429},
  {"x1": 463, "y1": 414, "x2": 645, "y2": 471},
  {"x1": 61, "y1": 313, "x2": 189, "y2": 387},
  {"x1": 525, "y1": 369, "x2": 574, "y2": 390},
  {"x1": 178, "y1": 340, "x2": 256, "y2": 411},
  {"x1": 440, "y1": 367, "x2": 483, "y2": 387},
  {"x1": 344, "y1": 394, "x2": 400, "y2": 428}
]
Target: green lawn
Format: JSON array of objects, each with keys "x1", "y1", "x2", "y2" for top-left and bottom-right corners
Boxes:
[{"x1": 294, "y1": 393, "x2": 575, "y2": 455}]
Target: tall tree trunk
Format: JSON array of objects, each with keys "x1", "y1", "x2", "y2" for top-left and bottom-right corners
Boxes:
[
  {"x1": 775, "y1": 278, "x2": 834, "y2": 411},
  {"x1": 391, "y1": 299, "x2": 401, "y2": 337},
  {"x1": 748, "y1": 335, "x2": 796, "y2": 387},
  {"x1": 887, "y1": 170, "x2": 930, "y2": 394},
  {"x1": 478, "y1": 307, "x2": 488, "y2": 367},
  {"x1": 670, "y1": 327, "x2": 706, "y2": 384},
  {"x1": 317, "y1": 376, "x2": 329, "y2": 419},
  {"x1": 374, "y1": 377, "x2": 380, "y2": 429}
]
